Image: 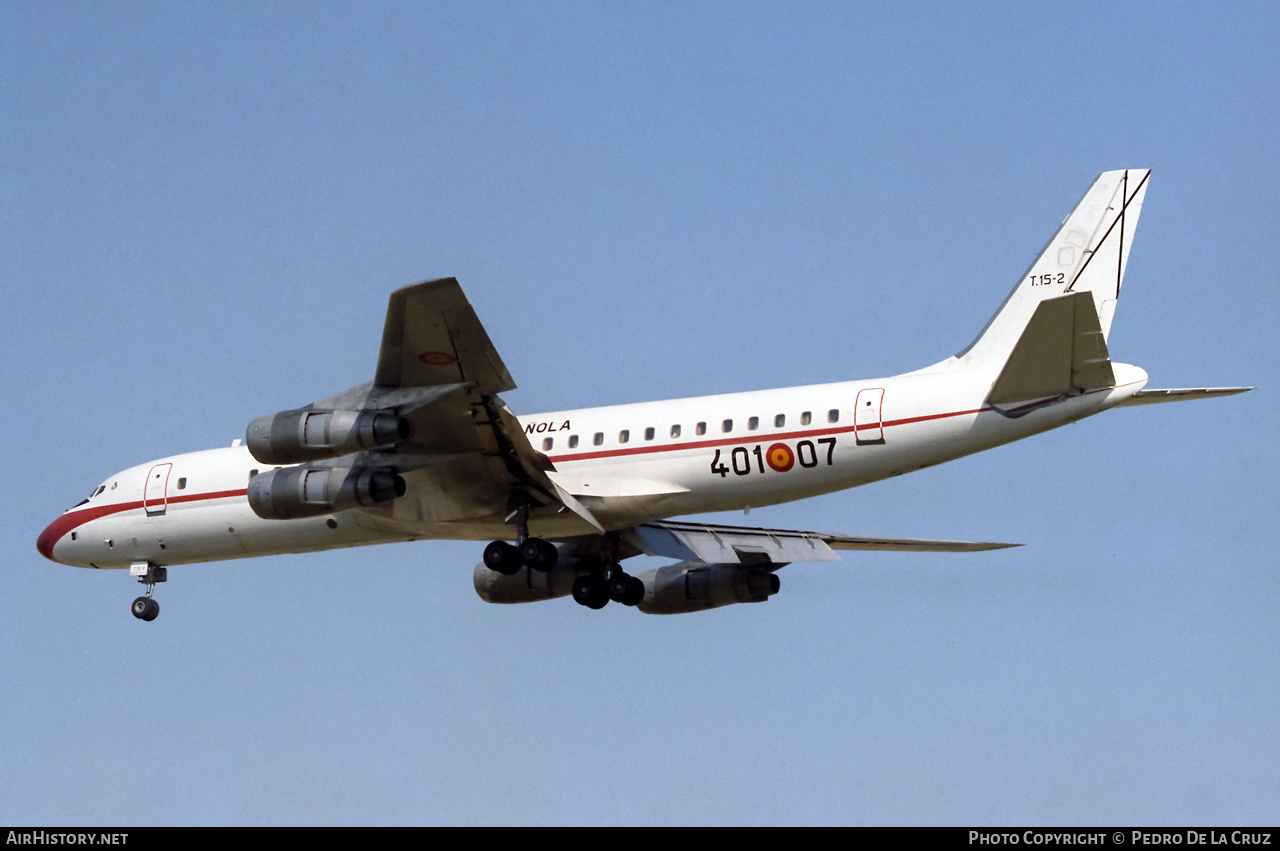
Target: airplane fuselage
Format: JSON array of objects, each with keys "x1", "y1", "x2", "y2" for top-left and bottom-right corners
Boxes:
[{"x1": 38, "y1": 361, "x2": 1149, "y2": 571}]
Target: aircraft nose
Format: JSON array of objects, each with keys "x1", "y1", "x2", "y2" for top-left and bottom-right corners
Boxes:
[{"x1": 37, "y1": 516, "x2": 70, "y2": 563}]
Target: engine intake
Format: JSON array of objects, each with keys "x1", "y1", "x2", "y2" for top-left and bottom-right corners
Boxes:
[
  {"x1": 246, "y1": 408, "x2": 409, "y2": 465},
  {"x1": 247, "y1": 466, "x2": 406, "y2": 520},
  {"x1": 635, "y1": 562, "x2": 780, "y2": 614}
]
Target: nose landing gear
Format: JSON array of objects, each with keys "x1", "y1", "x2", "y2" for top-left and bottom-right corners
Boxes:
[
  {"x1": 131, "y1": 596, "x2": 159, "y2": 621},
  {"x1": 129, "y1": 561, "x2": 166, "y2": 622}
]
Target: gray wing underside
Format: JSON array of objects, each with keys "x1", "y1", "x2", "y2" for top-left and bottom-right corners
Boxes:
[{"x1": 627, "y1": 520, "x2": 1018, "y2": 566}]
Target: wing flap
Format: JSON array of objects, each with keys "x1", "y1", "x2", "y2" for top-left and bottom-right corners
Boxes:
[{"x1": 631, "y1": 521, "x2": 842, "y2": 564}]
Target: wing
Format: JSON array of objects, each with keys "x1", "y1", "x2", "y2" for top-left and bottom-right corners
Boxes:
[
  {"x1": 283, "y1": 279, "x2": 602, "y2": 531},
  {"x1": 373, "y1": 277, "x2": 514, "y2": 395},
  {"x1": 627, "y1": 519, "x2": 1017, "y2": 566}
]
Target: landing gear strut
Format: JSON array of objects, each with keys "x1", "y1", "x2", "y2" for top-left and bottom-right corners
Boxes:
[{"x1": 129, "y1": 561, "x2": 166, "y2": 622}]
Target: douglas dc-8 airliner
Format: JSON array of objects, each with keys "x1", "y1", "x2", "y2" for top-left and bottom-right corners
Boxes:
[{"x1": 38, "y1": 170, "x2": 1250, "y2": 620}]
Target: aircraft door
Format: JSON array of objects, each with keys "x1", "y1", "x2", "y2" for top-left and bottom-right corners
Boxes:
[
  {"x1": 143, "y1": 463, "x2": 172, "y2": 515},
  {"x1": 855, "y1": 388, "x2": 885, "y2": 445}
]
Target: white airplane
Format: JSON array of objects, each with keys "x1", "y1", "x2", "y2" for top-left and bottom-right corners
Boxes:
[{"x1": 38, "y1": 169, "x2": 1250, "y2": 620}]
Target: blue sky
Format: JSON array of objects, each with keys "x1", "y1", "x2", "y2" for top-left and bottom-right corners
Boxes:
[{"x1": 3, "y1": 2, "x2": 1276, "y2": 825}]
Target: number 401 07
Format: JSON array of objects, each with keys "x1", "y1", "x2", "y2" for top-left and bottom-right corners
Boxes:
[{"x1": 710, "y1": 438, "x2": 835, "y2": 477}]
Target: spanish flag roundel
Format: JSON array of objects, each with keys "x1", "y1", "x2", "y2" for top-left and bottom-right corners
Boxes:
[{"x1": 765, "y1": 443, "x2": 795, "y2": 472}]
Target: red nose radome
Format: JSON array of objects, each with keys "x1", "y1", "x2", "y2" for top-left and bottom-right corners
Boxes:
[
  {"x1": 36, "y1": 517, "x2": 66, "y2": 561},
  {"x1": 36, "y1": 503, "x2": 119, "y2": 563}
]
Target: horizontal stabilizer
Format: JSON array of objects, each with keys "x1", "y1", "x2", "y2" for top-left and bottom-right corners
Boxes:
[
  {"x1": 630, "y1": 520, "x2": 1017, "y2": 566},
  {"x1": 1113, "y1": 386, "x2": 1254, "y2": 407},
  {"x1": 988, "y1": 292, "x2": 1115, "y2": 405}
]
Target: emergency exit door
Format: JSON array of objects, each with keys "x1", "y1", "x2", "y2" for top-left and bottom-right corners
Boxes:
[
  {"x1": 143, "y1": 463, "x2": 172, "y2": 515},
  {"x1": 855, "y1": 388, "x2": 885, "y2": 445}
]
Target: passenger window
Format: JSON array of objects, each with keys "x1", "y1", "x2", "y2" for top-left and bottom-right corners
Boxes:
[
  {"x1": 775, "y1": 414, "x2": 785, "y2": 428},
  {"x1": 177, "y1": 477, "x2": 187, "y2": 490},
  {"x1": 801, "y1": 411, "x2": 812, "y2": 426},
  {"x1": 828, "y1": 409, "x2": 839, "y2": 423},
  {"x1": 748, "y1": 416, "x2": 759, "y2": 431},
  {"x1": 593, "y1": 432, "x2": 604, "y2": 446},
  {"x1": 696, "y1": 422, "x2": 707, "y2": 436},
  {"x1": 569, "y1": 435, "x2": 579, "y2": 449},
  {"x1": 722, "y1": 419, "x2": 733, "y2": 433},
  {"x1": 619, "y1": 430, "x2": 630, "y2": 444},
  {"x1": 670, "y1": 424, "x2": 681, "y2": 438},
  {"x1": 542, "y1": 438, "x2": 553, "y2": 451},
  {"x1": 644, "y1": 427, "x2": 655, "y2": 441}
]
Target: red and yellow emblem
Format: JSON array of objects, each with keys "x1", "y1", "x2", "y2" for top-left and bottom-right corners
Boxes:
[{"x1": 765, "y1": 443, "x2": 795, "y2": 472}]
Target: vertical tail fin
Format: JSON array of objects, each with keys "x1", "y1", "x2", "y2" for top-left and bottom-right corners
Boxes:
[{"x1": 959, "y1": 169, "x2": 1150, "y2": 372}]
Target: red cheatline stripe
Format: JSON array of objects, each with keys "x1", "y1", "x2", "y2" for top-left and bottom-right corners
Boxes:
[
  {"x1": 541, "y1": 378, "x2": 1145, "y2": 464},
  {"x1": 37, "y1": 489, "x2": 248, "y2": 561},
  {"x1": 546, "y1": 405, "x2": 989, "y2": 464}
]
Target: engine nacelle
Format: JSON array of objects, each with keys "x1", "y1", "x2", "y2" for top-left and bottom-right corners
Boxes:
[
  {"x1": 246, "y1": 408, "x2": 410, "y2": 465},
  {"x1": 635, "y1": 561, "x2": 780, "y2": 615},
  {"x1": 247, "y1": 465, "x2": 406, "y2": 520},
  {"x1": 473, "y1": 556, "x2": 580, "y2": 604}
]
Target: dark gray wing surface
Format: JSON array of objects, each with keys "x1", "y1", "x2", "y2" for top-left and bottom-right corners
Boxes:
[{"x1": 374, "y1": 278, "x2": 514, "y2": 395}]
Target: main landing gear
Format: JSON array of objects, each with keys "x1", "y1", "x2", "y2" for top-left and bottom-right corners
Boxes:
[
  {"x1": 571, "y1": 563, "x2": 644, "y2": 609},
  {"x1": 129, "y1": 561, "x2": 166, "y2": 622},
  {"x1": 483, "y1": 537, "x2": 557, "y2": 574},
  {"x1": 481, "y1": 537, "x2": 644, "y2": 609},
  {"x1": 570, "y1": 531, "x2": 643, "y2": 610},
  {"x1": 484, "y1": 500, "x2": 561, "y2": 576},
  {"x1": 483, "y1": 502, "x2": 644, "y2": 610}
]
